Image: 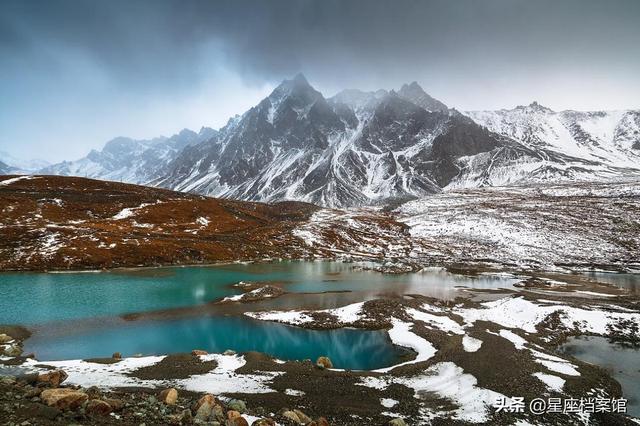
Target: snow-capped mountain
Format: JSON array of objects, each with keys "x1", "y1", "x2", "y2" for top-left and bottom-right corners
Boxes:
[
  {"x1": 0, "y1": 150, "x2": 50, "y2": 173},
  {"x1": 40, "y1": 127, "x2": 217, "y2": 184},
  {"x1": 465, "y1": 103, "x2": 640, "y2": 168},
  {"x1": 0, "y1": 160, "x2": 17, "y2": 175},
  {"x1": 154, "y1": 74, "x2": 629, "y2": 207},
  {"x1": 29, "y1": 75, "x2": 640, "y2": 207}
]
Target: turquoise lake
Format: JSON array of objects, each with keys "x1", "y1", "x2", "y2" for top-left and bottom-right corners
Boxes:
[
  {"x1": 23, "y1": 315, "x2": 410, "y2": 370},
  {"x1": 0, "y1": 261, "x2": 521, "y2": 368},
  {"x1": 0, "y1": 261, "x2": 521, "y2": 324}
]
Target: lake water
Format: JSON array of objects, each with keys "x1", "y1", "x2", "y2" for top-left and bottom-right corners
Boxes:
[
  {"x1": 558, "y1": 336, "x2": 640, "y2": 417},
  {"x1": 0, "y1": 261, "x2": 519, "y2": 368},
  {"x1": 0, "y1": 261, "x2": 519, "y2": 324},
  {"x1": 23, "y1": 315, "x2": 410, "y2": 370},
  {"x1": 582, "y1": 272, "x2": 640, "y2": 295}
]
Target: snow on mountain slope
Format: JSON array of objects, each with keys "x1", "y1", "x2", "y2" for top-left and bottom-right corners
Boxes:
[
  {"x1": 157, "y1": 75, "x2": 576, "y2": 207},
  {"x1": 40, "y1": 127, "x2": 216, "y2": 184},
  {"x1": 0, "y1": 160, "x2": 18, "y2": 175},
  {"x1": 0, "y1": 150, "x2": 50, "y2": 173},
  {"x1": 465, "y1": 103, "x2": 640, "y2": 168}
]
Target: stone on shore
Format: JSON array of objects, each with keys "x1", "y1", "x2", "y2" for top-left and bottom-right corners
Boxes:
[
  {"x1": 37, "y1": 369, "x2": 68, "y2": 387},
  {"x1": 282, "y1": 410, "x2": 301, "y2": 423},
  {"x1": 112, "y1": 352, "x2": 122, "y2": 359},
  {"x1": 293, "y1": 409, "x2": 312, "y2": 424},
  {"x1": 315, "y1": 356, "x2": 333, "y2": 369},
  {"x1": 86, "y1": 399, "x2": 112, "y2": 416},
  {"x1": 40, "y1": 388, "x2": 88, "y2": 410},
  {"x1": 0, "y1": 333, "x2": 13, "y2": 343},
  {"x1": 389, "y1": 418, "x2": 407, "y2": 426},
  {"x1": 227, "y1": 398, "x2": 247, "y2": 413},
  {"x1": 159, "y1": 387, "x2": 178, "y2": 405},
  {"x1": 252, "y1": 419, "x2": 276, "y2": 426}
]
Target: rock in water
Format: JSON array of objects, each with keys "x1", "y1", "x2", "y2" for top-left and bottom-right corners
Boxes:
[
  {"x1": 159, "y1": 388, "x2": 178, "y2": 405},
  {"x1": 389, "y1": 419, "x2": 407, "y2": 426},
  {"x1": 40, "y1": 388, "x2": 88, "y2": 410},
  {"x1": 315, "y1": 356, "x2": 333, "y2": 369},
  {"x1": 0, "y1": 333, "x2": 13, "y2": 343},
  {"x1": 112, "y1": 352, "x2": 122, "y2": 359},
  {"x1": 37, "y1": 369, "x2": 68, "y2": 387},
  {"x1": 191, "y1": 349, "x2": 208, "y2": 355}
]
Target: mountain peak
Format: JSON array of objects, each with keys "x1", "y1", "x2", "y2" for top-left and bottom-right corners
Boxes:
[
  {"x1": 397, "y1": 81, "x2": 447, "y2": 112},
  {"x1": 515, "y1": 101, "x2": 554, "y2": 113}
]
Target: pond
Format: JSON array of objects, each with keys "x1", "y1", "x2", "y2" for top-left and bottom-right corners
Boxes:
[
  {"x1": 582, "y1": 272, "x2": 640, "y2": 295},
  {"x1": 0, "y1": 261, "x2": 519, "y2": 368},
  {"x1": 558, "y1": 336, "x2": 640, "y2": 417},
  {"x1": 23, "y1": 315, "x2": 410, "y2": 370}
]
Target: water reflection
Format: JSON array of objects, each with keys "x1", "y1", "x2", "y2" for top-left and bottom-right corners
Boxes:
[
  {"x1": 24, "y1": 316, "x2": 409, "y2": 370},
  {"x1": 582, "y1": 272, "x2": 640, "y2": 295}
]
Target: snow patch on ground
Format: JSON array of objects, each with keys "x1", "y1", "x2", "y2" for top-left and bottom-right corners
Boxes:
[
  {"x1": 533, "y1": 372, "x2": 566, "y2": 392},
  {"x1": 374, "y1": 319, "x2": 436, "y2": 373},
  {"x1": 462, "y1": 335, "x2": 483, "y2": 352}
]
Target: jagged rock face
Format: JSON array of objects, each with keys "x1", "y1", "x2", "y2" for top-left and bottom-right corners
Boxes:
[{"x1": 40, "y1": 127, "x2": 217, "y2": 184}]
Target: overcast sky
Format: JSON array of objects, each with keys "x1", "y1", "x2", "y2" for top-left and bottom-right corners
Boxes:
[{"x1": 1, "y1": 0, "x2": 639, "y2": 163}]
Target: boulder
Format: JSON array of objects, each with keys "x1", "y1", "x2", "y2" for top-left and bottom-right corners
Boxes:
[
  {"x1": 315, "y1": 418, "x2": 329, "y2": 426},
  {"x1": 226, "y1": 417, "x2": 249, "y2": 426},
  {"x1": 282, "y1": 410, "x2": 301, "y2": 423},
  {"x1": 169, "y1": 408, "x2": 193, "y2": 425},
  {"x1": 293, "y1": 409, "x2": 312, "y2": 424},
  {"x1": 104, "y1": 398, "x2": 124, "y2": 411},
  {"x1": 191, "y1": 349, "x2": 208, "y2": 356},
  {"x1": 112, "y1": 352, "x2": 122, "y2": 359},
  {"x1": 223, "y1": 349, "x2": 237, "y2": 355},
  {"x1": 194, "y1": 393, "x2": 217, "y2": 411},
  {"x1": 194, "y1": 395, "x2": 215, "y2": 421},
  {"x1": 315, "y1": 356, "x2": 333, "y2": 369},
  {"x1": 227, "y1": 410, "x2": 241, "y2": 419},
  {"x1": 388, "y1": 419, "x2": 407, "y2": 426},
  {"x1": 252, "y1": 419, "x2": 276, "y2": 426},
  {"x1": 2, "y1": 344, "x2": 22, "y2": 357},
  {"x1": 37, "y1": 369, "x2": 68, "y2": 387},
  {"x1": 227, "y1": 399, "x2": 247, "y2": 413},
  {"x1": 40, "y1": 388, "x2": 88, "y2": 410},
  {"x1": 86, "y1": 399, "x2": 112, "y2": 416},
  {"x1": 0, "y1": 333, "x2": 13, "y2": 343},
  {"x1": 159, "y1": 388, "x2": 178, "y2": 405}
]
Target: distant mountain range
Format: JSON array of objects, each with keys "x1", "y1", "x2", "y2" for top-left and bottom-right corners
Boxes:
[{"x1": 3, "y1": 74, "x2": 639, "y2": 207}]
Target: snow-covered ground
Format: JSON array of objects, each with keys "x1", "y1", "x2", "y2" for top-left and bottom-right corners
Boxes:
[{"x1": 395, "y1": 180, "x2": 640, "y2": 270}]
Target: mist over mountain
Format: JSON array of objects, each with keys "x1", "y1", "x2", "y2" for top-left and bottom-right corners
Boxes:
[{"x1": 25, "y1": 75, "x2": 640, "y2": 207}]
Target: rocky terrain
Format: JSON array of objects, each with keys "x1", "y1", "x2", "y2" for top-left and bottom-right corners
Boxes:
[{"x1": 0, "y1": 175, "x2": 319, "y2": 271}]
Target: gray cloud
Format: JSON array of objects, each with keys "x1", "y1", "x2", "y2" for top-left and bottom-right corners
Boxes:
[{"x1": 1, "y1": 0, "x2": 639, "y2": 161}]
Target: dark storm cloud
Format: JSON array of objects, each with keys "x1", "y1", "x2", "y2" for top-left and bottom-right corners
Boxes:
[{"x1": 1, "y1": 0, "x2": 639, "y2": 161}]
